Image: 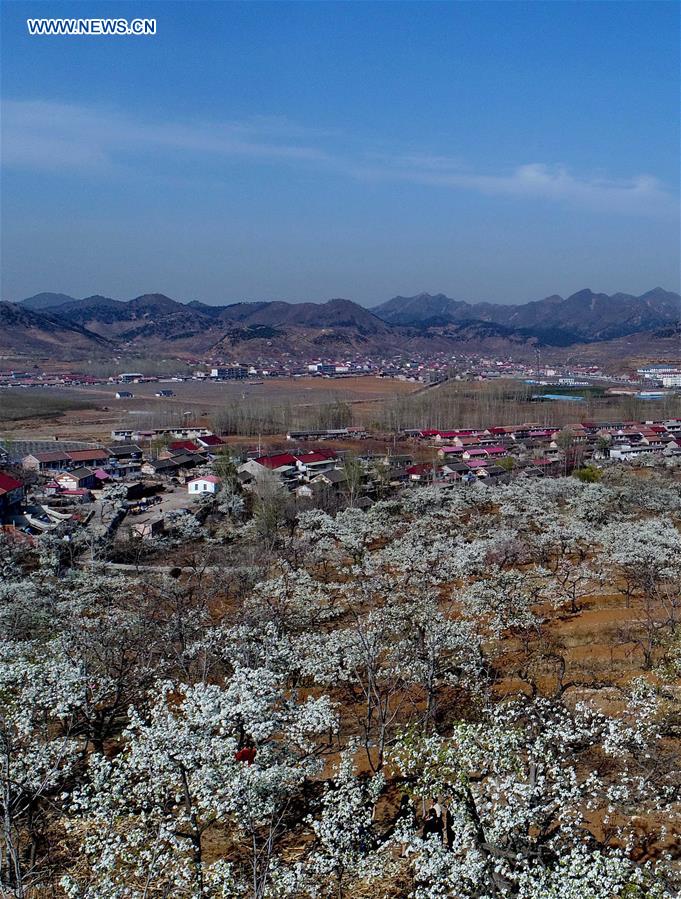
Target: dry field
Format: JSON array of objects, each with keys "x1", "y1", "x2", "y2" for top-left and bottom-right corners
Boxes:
[
  {"x1": 3, "y1": 376, "x2": 680, "y2": 446},
  {"x1": 0, "y1": 376, "x2": 416, "y2": 442}
]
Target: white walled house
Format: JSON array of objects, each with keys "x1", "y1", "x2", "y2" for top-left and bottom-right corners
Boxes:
[{"x1": 187, "y1": 475, "x2": 221, "y2": 495}]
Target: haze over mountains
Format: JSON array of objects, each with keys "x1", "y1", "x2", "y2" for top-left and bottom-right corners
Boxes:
[{"x1": 2, "y1": 288, "x2": 679, "y2": 361}]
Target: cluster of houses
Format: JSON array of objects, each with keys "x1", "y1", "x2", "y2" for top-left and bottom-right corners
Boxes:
[
  {"x1": 18, "y1": 434, "x2": 229, "y2": 497},
  {"x1": 2, "y1": 414, "x2": 680, "y2": 538},
  {"x1": 598, "y1": 422, "x2": 681, "y2": 460},
  {"x1": 237, "y1": 449, "x2": 356, "y2": 502},
  {"x1": 0, "y1": 433, "x2": 234, "y2": 538},
  {"x1": 400, "y1": 418, "x2": 681, "y2": 483}
]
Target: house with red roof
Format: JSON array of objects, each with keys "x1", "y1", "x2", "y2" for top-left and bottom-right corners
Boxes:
[
  {"x1": 0, "y1": 472, "x2": 24, "y2": 514},
  {"x1": 437, "y1": 445, "x2": 465, "y2": 459},
  {"x1": 489, "y1": 425, "x2": 518, "y2": 437},
  {"x1": 197, "y1": 434, "x2": 226, "y2": 449},
  {"x1": 238, "y1": 453, "x2": 299, "y2": 483},
  {"x1": 527, "y1": 428, "x2": 558, "y2": 440},
  {"x1": 406, "y1": 463, "x2": 440, "y2": 483},
  {"x1": 484, "y1": 445, "x2": 509, "y2": 456},
  {"x1": 465, "y1": 458, "x2": 490, "y2": 470},
  {"x1": 419, "y1": 428, "x2": 489, "y2": 441},
  {"x1": 463, "y1": 448, "x2": 491, "y2": 459},
  {"x1": 255, "y1": 453, "x2": 298, "y2": 471},
  {"x1": 294, "y1": 450, "x2": 339, "y2": 476},
  {"x1": 66, "y1": 448, "x2": 110, "y2": 467},
  {"x1": 168, "y1": 440, "x2": 201, "y2": 454},
  {"x1": 452, "y1": 436, "x2": 482, "y2": 448},
  {"x1": 531, "y1": 457, "x2": 563, "y2": 474}
]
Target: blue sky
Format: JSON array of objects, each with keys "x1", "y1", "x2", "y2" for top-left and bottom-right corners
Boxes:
[{"x1": 1, "y1": 1, "x2": 679, "y2": 306}]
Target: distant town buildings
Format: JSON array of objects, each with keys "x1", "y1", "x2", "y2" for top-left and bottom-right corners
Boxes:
[{"x1": 211, "y1": 366, "x2": 248, "y2": 380}]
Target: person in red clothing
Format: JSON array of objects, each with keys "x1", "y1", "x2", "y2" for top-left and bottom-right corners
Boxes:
[{"x1": 234, "y1": 739, "x2": 257, "y2": 765}]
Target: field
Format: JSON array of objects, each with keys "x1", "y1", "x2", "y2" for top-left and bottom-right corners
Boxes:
[
  {"x1": 0, "y1": 389, "x2": 96, "y2": 423},
  {"x1": 0, "y1": 376, "x2": 416, "y2": 441},
  {"x1": 2, "y1": 377, "x2": 680, "y2": 445}
]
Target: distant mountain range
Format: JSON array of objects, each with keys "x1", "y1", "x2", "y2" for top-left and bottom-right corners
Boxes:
[
  {"x1": 372, "y1": 288, "x2": 681, "y2": 345},
  {"x1": 1, "y1": 287, "x2": 679, "y2": 361}
]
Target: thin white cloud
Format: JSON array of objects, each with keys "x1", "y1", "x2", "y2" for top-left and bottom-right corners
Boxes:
[
  {"x1": 1, "y1": 99, "x2": 331, "y2": 170},
  {"x1": 1, "y1": 99, "x2": 676, "y2": 217},
  {"x1": 359, "y1": 157, "x2": 676, "y2": 216}
]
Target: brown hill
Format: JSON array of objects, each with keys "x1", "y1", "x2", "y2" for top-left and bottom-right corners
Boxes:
[
  {"x1": 6, "y1": 288, "x2": 679, "y2": 362},
  {"x1": 0, "y1": 301, "x2": 113, "y2": 359},
  {"x1": 373, "y1": 287, "x2": 680, "y2": 345}
]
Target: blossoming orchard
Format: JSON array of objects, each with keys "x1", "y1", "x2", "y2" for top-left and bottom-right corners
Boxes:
[{"x1": 1, "y1": 466, "x2": 680, "y2": 897}]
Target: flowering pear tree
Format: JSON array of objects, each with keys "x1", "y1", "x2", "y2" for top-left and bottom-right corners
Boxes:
[
  {"x1": 391, "y1": 687, "x2": 678, "y2": 898},
  {"x1": 546, "y1": 557, "x2": 605, "y2": 615},
  {"x1": 460, "y1": 566, "x2": 545, "y2": 643},
  {"x1": 63, "y1": 672, "x2": 337, "y2": 899},
  {"x1": 0, "y1": 639, "x2": 83, "y2": 898},
  {"x1": 297, "y1": 750, "x2": 385, "y2": 898}
]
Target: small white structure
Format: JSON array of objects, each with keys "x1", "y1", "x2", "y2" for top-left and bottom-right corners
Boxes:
[
  {"x1": 187, "y1": 475, "x2": 221, "y2": 495},
  {"x1": 609, "y1": 443, "x2": 656, "y2": 461}
]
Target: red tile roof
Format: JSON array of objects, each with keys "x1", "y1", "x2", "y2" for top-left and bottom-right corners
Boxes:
[
  {"x1": 169, "y1": 440, "x2": 200, "y2": 453},
  {"x1": 256, "y1": 453, "x2": 298, "y2": 469},
  {"x1": 406, "y1": 463, "x2": 437, "y2": 476},
  {"x1": 296, "y1": 452, "x2": 333, "y2": 464},
  {"x1": 0, "y1": 472, "x2": 23, "y2": 494},
  {"x1": 66, "y1": 449, "x2": 109, "y2": 463}
]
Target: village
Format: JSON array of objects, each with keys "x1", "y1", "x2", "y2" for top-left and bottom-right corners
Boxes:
[
  {"x1": 2, "y1": 357, "x2": 680, "y2": 392},
  {"x1": 1, "y1": 413, "x2": 680, "y2": 551}
]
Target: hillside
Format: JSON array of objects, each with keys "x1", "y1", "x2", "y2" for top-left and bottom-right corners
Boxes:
[
  {"x1": 0, "y1": 301, "x2": 113, "y2": 358},
  {"x1": 373, "y1": 288, "x2": 681, "y2": 344},
  {"x1": 3, "y1": 287, "x2": 678, "y2": 360},
  {"x1": 4, "y1": 464, "x2": 681, "y2": 897}
]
